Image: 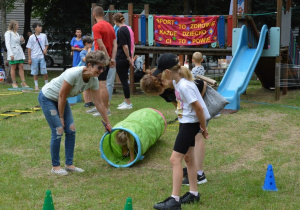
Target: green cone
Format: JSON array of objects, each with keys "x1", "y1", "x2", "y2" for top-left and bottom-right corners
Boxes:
[
  {"x1": 43, "y1": 190, "x2": 54, "y2": 210},
  {"x1": 124, "y1": 197, "x2": 133, "y2": 210}
]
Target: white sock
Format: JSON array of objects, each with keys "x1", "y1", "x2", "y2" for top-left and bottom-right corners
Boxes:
[
  {"x1": 34, "y1": 80, "x2": 38, "y2": 87},
  {"x1": 190, "y1": 191, "x2": 198, "y2": 196},
  {"x1": 45, "y1": 80, "x2": 48, "y2": 84},
  {"x1": 197, "y1": 170, "x2": 203, "y2": 176},
  {"x1": 171, "y1": 195, "x2": 180, "y2": 202}
]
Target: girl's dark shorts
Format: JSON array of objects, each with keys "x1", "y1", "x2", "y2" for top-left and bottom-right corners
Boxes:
[{"x1": 173, "y1": 122, "x2": 200, "y2": 154}]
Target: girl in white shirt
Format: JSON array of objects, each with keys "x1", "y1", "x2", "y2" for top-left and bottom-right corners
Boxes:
[
  {"x1": 154, "y1": 62, "x2": 209, "y2": 209},
  {"x1": 5, "y1": 20, "x2": 28, "y2": 88}
]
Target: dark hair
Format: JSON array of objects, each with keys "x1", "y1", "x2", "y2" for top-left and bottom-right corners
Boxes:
[
  {"x1": 82, "y1": 36, "x2": 94, "y2": 45},
  {"x1": 113, "y1": 13, "x2": 125, "y2": 23},
  {"x1": 140, "y1": 74, "x2": 164, "y2": 94},
  {"x1": 32, "y1": 22, "x2": 42, "y2": 29},
  {"x1": 93, "y1": 6, "x2": 104, "y2": 17}
]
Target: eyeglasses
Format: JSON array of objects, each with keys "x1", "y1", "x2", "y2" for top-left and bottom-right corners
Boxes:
[{"x1": 97, "y1": 66, "x2": 104, "y2": 70}]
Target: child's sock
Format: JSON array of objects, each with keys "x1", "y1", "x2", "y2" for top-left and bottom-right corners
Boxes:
[
  {"x1": 45, "y1": 80, "x2": 48, "y2": 84},
  {"x1": 34, "y1": 80, "x2": 38, "y2": 87},
  {"x1": 197, "y1": 170, "x2": 203, "y2": 176},
  {"x1": 171, "y1": 195, "x2": 180, "y2": 202},
  {"x1": 190, "y1": 191, "x2": 198, "y2": 196}
]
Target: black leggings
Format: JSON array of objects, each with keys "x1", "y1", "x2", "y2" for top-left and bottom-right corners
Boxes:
[{"x1": 116, "y1": 59, "x2": 130, "y2": 99}]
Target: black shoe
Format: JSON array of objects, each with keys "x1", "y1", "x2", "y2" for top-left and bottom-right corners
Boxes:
[
  {"x1": 153, "y1": 197, "x2": 181, "y2": 210},
  {"x1": 180, "y1": 192, "x2": 200, "y2": 204},
  {"x1": 183, "y1": 167, "x2": 188, "y2": 177},
  {"x1": 84, "y1": 102, "x2": 94, "y2": 108},
  {"x1": 182, "y1": 172, "x2": 207, "y2": 185}
]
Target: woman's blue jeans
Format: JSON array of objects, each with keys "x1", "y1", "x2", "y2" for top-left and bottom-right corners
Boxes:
[{"x1": 38, "y1": 91, "x2": 76, "y2": 167}]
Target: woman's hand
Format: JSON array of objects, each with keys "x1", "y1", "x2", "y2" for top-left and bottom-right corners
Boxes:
[
  {"x1": 60, "y1": 117, "x2": 65, "y2": 127},
  {"x1": 110, "y1": 59, "x2": 116, "y2": 68},
  {"x1": 10, "y1": 55, "x2": 14, "y2": 61},
  {"x1": 106, "y1": 123, "x2": 112, "y2": 133},
  {"x1": 128, "y1": 57, "x2": 134, "y2": 66}
]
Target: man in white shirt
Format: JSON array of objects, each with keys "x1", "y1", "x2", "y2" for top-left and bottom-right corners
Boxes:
[{"x1": 26, "y1": 22, "x2": 49, "y2": 90}]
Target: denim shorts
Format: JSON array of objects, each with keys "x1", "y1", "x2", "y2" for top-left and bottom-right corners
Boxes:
[{"x1": 31, "y1": 57, "x2": 47, "y2": 75}]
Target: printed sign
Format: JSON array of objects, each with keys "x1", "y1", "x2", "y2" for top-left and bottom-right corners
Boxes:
[{"x1": 154, "y1": 16, "x2": 218, "y2": 46}]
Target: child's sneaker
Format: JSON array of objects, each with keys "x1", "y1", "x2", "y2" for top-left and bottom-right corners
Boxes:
[
  {"x1": 182, "y1": 172, "x2": 207, "y2": 185},
  {"x1": 180, "y1": 192, "x2": 200, "y2": 204},
  {"x1": 153, "y1": 197, "x2": 181, "y2": 210}
]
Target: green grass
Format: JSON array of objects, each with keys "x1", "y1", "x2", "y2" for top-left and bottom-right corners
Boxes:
[{"x1": 0, "y1": 72, "x2": 300, "y2": 209}]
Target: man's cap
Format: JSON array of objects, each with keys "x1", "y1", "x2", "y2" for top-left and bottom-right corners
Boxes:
[{"x1": 152, "y1": 53, "x2": 179, "y2": 76}]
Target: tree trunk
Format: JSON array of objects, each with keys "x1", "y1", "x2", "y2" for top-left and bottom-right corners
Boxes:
[
  {"x1": 0, "y1": 0, "x2": 12, "y2": 83},
  {"x1": 23, "y1": 0, "x2": 33, "y2": 37}
]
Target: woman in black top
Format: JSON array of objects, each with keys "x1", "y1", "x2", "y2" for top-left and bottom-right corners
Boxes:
[
  {"x1": 114, "y1": 13, "x2": 134, "y2": 110},
  {"x1": 141, "y1": 73, "x2": 207, "y2": 107}
]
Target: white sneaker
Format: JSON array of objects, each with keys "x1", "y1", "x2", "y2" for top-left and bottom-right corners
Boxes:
[
  {"x1": 117, "y1": 103, "x2": 133, "y2": 110},
  {"x1": 214, "y1": 113, "x2": 221, "y2": 118},
  {"x1": 92, "y1": 109, "x2": 111, "y2": 117},
  {"x1": 86, "y1": 107, "x2": 98, "y2": 114},
  {"x1": 51, "y1": 168, "x2": 68, "y2": 176},
  {"x1": 65, "y1": 167, "x2": 84, "y2": 173},
  {"x1": 118, "y1": 101, "x2": 126, "y2": 107}
]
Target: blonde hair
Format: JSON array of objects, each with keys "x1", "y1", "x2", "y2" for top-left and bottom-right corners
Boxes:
[
  {"x1": 7, "y1": 20, "x2": 18, "y2": 32},
  {"x1": 169, "y1": 64, "x2": 194, "y2": 82},
  {"x1": 193, "y1": 52, "x2": 203, "y2": 63},
  {"x1": 116, "y1": 130, "x2": 130, "y2": 146}
]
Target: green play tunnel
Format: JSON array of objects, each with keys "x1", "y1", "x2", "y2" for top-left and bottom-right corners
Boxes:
[{"x1": 100, "y1": 108, "x2": 167, "y2": 167}]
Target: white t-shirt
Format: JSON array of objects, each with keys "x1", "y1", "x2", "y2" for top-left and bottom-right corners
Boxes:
[
  {"x1": 26, "y1": 33, "x2": 48, "y2": 59},
  {"x1": 173, "y1": 78, "x2": 210, "y2": 123},
  {"x1": 42, "y1": 67, "x2": 99, "y2": 101},
  {"x1": 191, "y1": 65, "x2": 205, "y2": 78}
]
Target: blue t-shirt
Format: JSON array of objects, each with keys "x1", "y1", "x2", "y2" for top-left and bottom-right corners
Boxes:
[
  {"x1": 70, "y1": 37, "x2": 84, "y2": 67},
  {"x1": 114, "y1": 25, "x2": 119, "y2": 40},
  {"x1": 78, "y1": 50, "x2": 88, "y2": 66}
]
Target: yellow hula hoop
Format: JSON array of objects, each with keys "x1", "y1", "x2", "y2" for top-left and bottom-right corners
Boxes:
[{"x1": 0, "y1": 92, "x2": 23, "y2": 96}]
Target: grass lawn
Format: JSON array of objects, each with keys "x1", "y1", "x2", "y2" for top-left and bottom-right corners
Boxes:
[{"x1": 0, "y1": 71, "x2": 300, "y2": 209}]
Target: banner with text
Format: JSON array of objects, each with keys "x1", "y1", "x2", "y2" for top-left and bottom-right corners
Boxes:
[{"x1": 154, "y1": 16, "x2": 218, "y2": 46}]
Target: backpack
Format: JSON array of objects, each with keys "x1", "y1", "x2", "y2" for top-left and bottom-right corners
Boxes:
[{"x1": 1, "y1": 41, "x2": 7, "y2": 52}]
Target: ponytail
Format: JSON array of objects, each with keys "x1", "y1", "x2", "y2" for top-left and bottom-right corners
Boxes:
[{"x1": 179, "y1": 66, "x2": 194, "y2": 81}]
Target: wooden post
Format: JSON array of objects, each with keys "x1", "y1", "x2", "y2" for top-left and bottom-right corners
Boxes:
[
  {"x1": 275, "y1": 0, "x2": 282, "y2": 101},
  {"x1": 128, "y1": 3, "x2": 135, "y2": 93},
  {"x1": 232, "y1": 0, "x2": 238, "y2": 29},
  {"x1": 128, "y1": 3, "x2": 133, "y2": 28},
  {"x1": 145, "y1": 4, "x2": 149, "y2": 45},
  {"x1": 109, "y1": 5, "x2": 115, "y2": 25}
]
